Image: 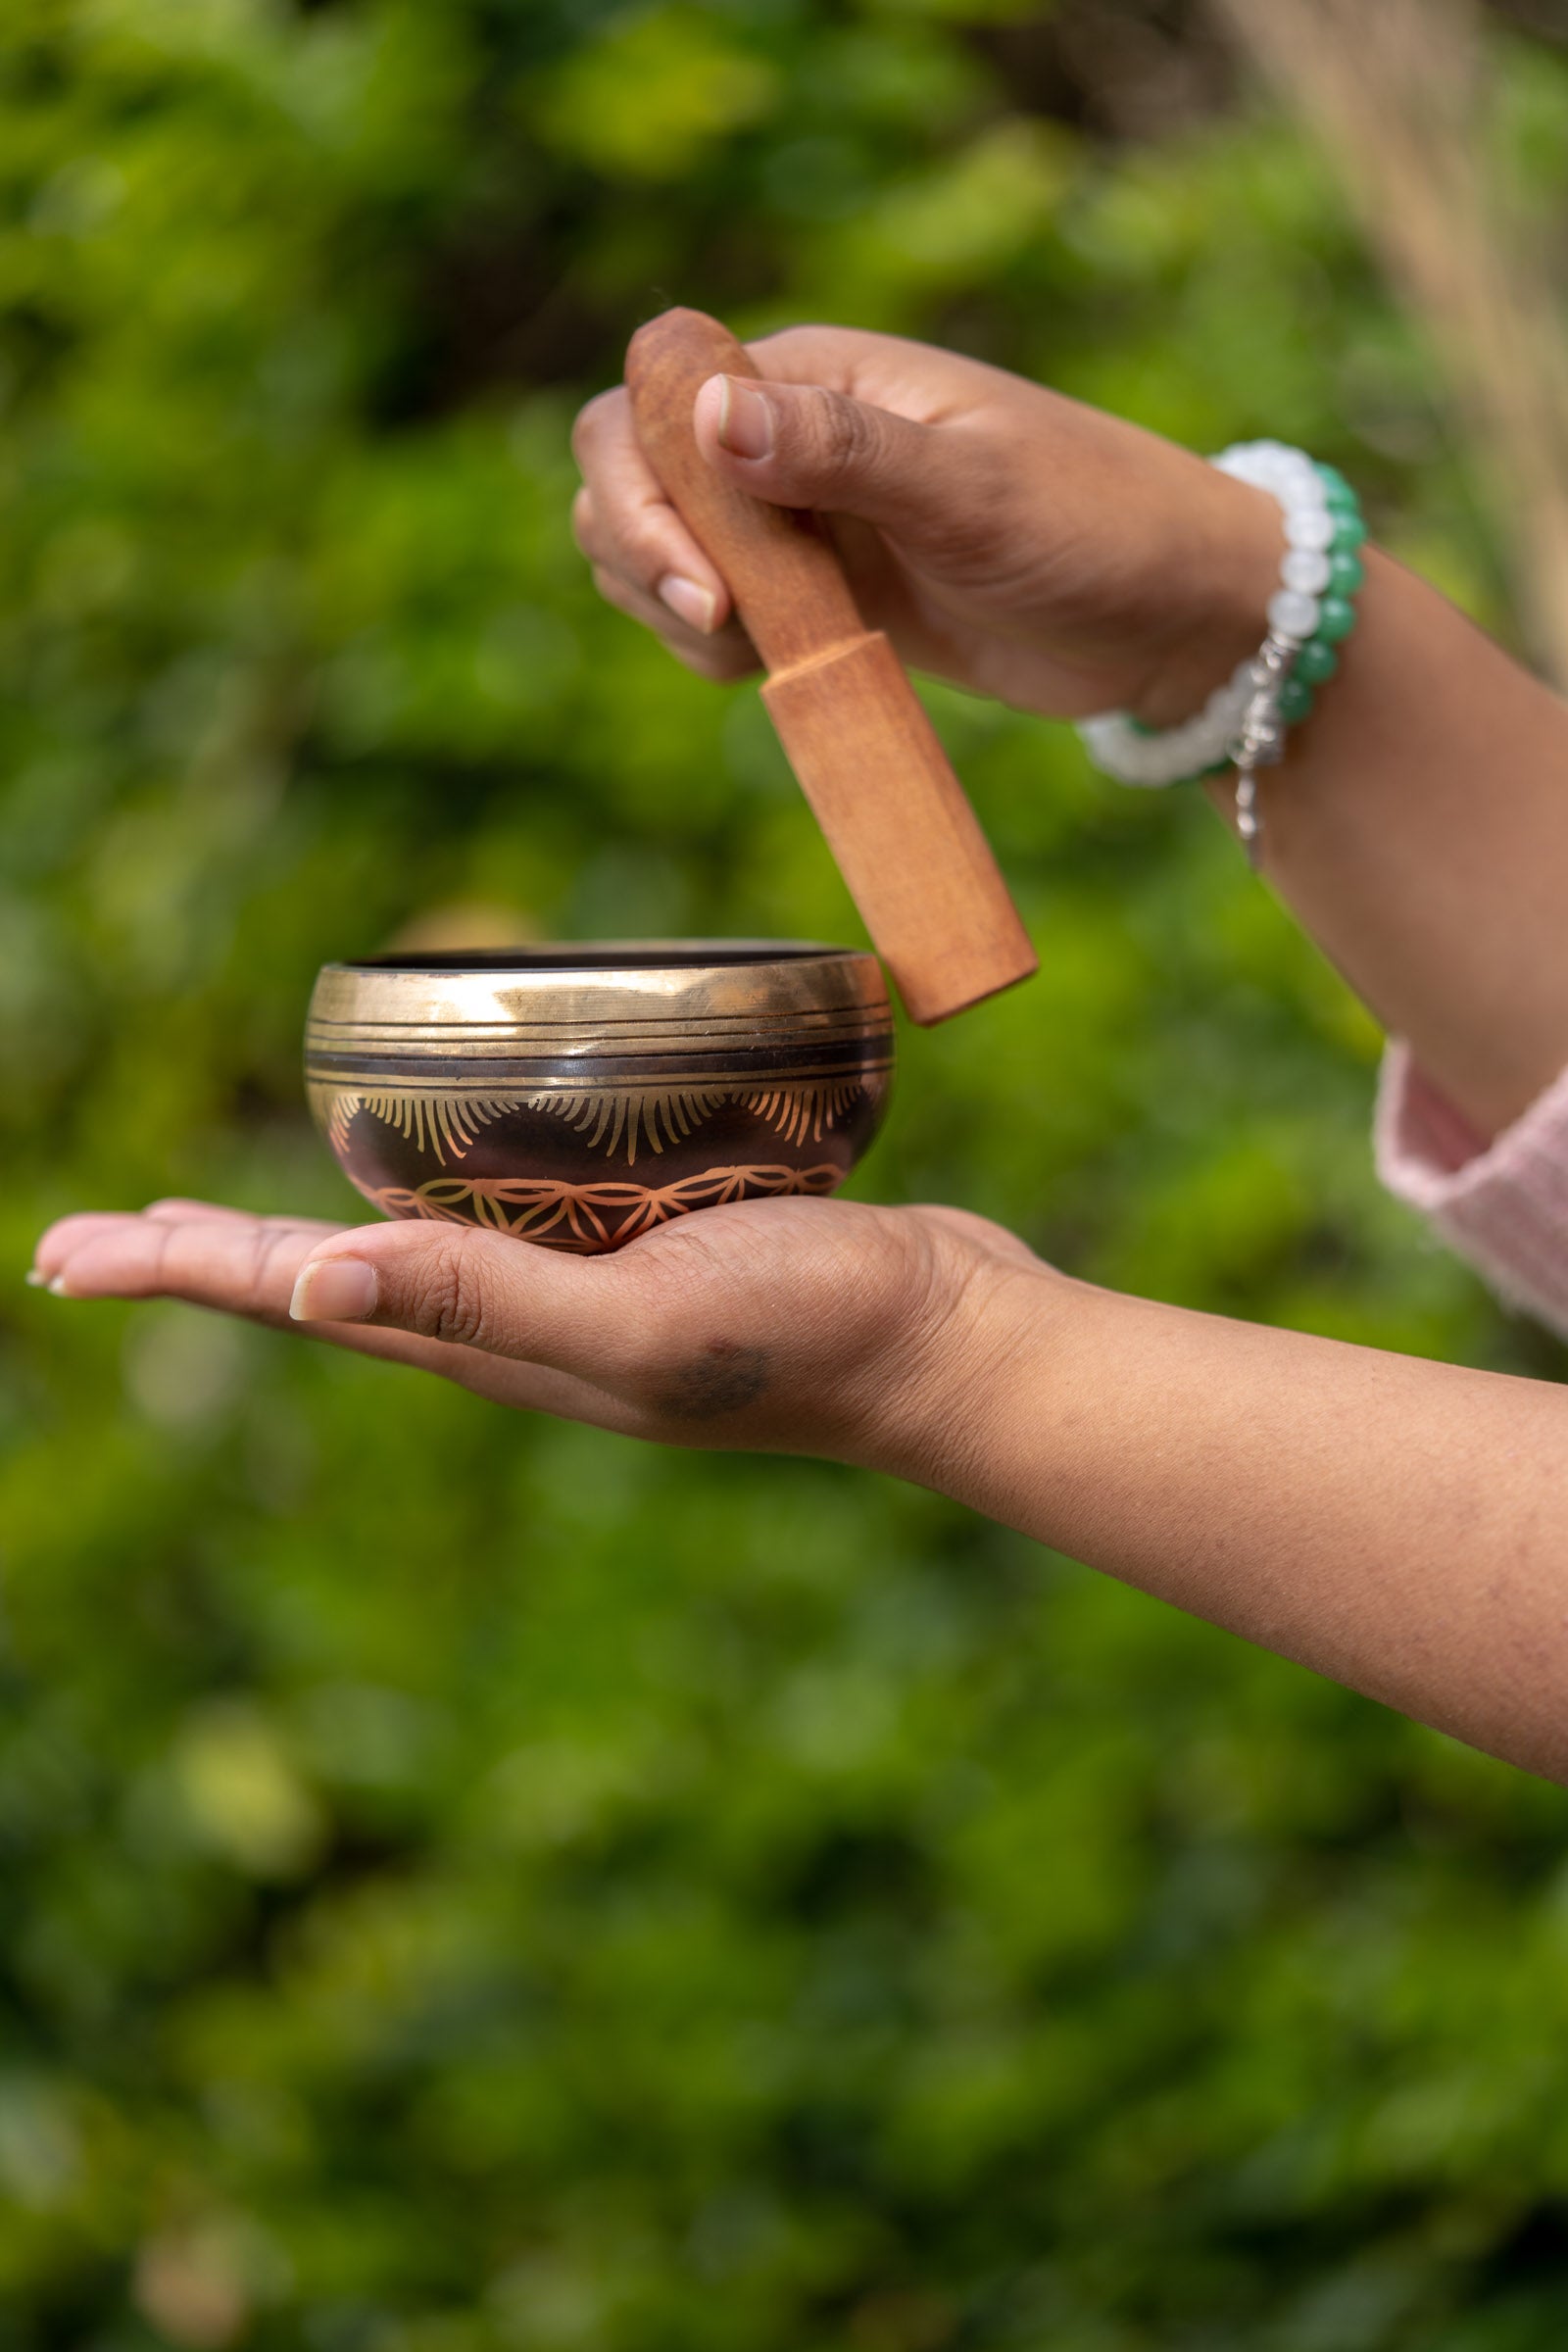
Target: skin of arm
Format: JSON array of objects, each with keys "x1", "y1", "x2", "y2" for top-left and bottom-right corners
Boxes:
[
  {"x1": 1220, "y1": 548, "x2": 1568, "y2": 1137},
  {"x1": 30, "y1": 1196, "x2": 1568, "y2": 1784},
  {"x1": 938, "y1": 1268, "x2": 1568, "y2": 1786}
]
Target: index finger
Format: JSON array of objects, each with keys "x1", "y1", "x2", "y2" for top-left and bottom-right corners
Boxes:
[
  {"x1": 571, "y1": 382, "x2": 734, "y2": 630},
  {"x1": 29, "y1": 1202, "x2": 663, "y2": 1425}
]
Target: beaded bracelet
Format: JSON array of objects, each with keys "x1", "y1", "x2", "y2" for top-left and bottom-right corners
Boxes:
[{"x1": 1078, "y1": 442, "x2": 1366, "y2": 862}]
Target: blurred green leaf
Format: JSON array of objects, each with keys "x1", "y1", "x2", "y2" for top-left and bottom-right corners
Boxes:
[{"x1": 533, "y1": 8, "x2": 779, "y2": 182}]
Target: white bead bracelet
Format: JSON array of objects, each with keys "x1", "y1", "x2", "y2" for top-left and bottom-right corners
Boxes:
[{"x1": 1077, "y1": 441, "x2": 1360, "y2": 827}]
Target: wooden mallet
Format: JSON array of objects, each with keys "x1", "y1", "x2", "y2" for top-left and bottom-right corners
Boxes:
[{"x1": 626, "y1": 308, "x2": 1038, "y2": 1027}]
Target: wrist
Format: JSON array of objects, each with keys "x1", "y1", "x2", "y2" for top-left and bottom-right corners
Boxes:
[
  {"x1": 1126, "y1": 471, "x2": 1286, "y2": 730},
  {"x1": 857, "y1": 1243, "x2": 1083, "y2": 1498}
]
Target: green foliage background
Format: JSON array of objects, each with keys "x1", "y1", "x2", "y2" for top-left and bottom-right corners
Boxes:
[{"x1": 5, "y1": 3, "x2": 1568, "y2": 2346}]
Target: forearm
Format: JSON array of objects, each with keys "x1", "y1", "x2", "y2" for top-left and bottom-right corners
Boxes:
[
  {"x1": 1211, "y1": 547, "x2": 1568, "y2": 1138},
  {"x1": 901, "y1": 1265, "x2": 1568, "y2": 1782}
]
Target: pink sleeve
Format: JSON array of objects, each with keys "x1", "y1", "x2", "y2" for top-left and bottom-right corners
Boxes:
[{"x1": 1375, "y1": 1042, "x2": 1568, "y2": 1341}]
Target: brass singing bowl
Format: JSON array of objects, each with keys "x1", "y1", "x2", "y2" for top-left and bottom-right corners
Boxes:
[{"x1": 305, "y1": 943, "x2": 895, "y2": 1254}]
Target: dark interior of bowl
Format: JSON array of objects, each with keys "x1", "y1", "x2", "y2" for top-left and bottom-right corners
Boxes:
[{"x1": 348, "y1": 943, "x2": 842, "y2": 971}]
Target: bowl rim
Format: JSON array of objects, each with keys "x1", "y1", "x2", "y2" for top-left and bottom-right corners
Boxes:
[
  {"x1": 322, "y1": 939, "x2": 861, "y2": 974},
  {"x1": 306, "y1": 940, "x2": 893, "y2": 1054}
]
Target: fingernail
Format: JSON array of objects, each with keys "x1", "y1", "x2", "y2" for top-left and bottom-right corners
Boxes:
[
  {"x1": 47, "y1": 1276, "x2": 73, "y2": 1298},
  {"x1": 290, "y1": 1256, "x2": 378, "y2": 1323},
  {"x1": 715, "y1": 376, "x2": 774, "y2": 462},
  {"x1": 24, "y1": 1267, "x2": 47, "y2": 1288},
  {"x1": 658, "y1": 574, "x2": 718, "y2": 633}
]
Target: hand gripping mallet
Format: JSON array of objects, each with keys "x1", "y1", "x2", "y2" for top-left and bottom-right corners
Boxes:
[{"x1": 626, "y1": 309, "x2": 1038, "y2": 1026}]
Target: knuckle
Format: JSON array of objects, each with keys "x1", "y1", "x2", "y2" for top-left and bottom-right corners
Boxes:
[
  {"x1": 592, "y1": 564, "x2": 644, "y2": 620},
  {"x1": 569, "y1": 386, "x2": 621, "y2": 466},
  {"x1": 620, "y1": 514, "x2": 682, "y2": 588},
  {"x1": 242, "y1": 1222, "x2": 283, "y2": 1314},
  {"x1": 807, "y1": 388, "x2": 883, "y2": 483},
  {"x1": 415, "y1": 1240, "x2": 493, "y2": 1348},
  {"x1": 256, "y1": 1226, "x2": 305, "y2": 1312}
]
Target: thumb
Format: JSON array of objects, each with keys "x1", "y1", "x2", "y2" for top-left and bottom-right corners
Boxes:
[
  {"x1": 692, "y1": 371, "x2": 964, "y2": 535},
  {"x1": 288, "y1": 1217, "x2": 689, "y2": 1384}
]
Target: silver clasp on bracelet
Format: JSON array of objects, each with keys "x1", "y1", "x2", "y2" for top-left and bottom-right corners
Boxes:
[{"x1": 1228, "y1": 631, "x2": 1300, "y2": 868}]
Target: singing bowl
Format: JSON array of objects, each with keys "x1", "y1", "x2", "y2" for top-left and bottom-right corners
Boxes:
[{"x1": 305, "y1": 943, "x2": 894, "y2": 1253}]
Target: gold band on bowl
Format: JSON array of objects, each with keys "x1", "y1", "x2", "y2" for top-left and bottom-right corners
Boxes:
[{"x1": 306, "y1": 942, "x2": 892, "y2": 1061}]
